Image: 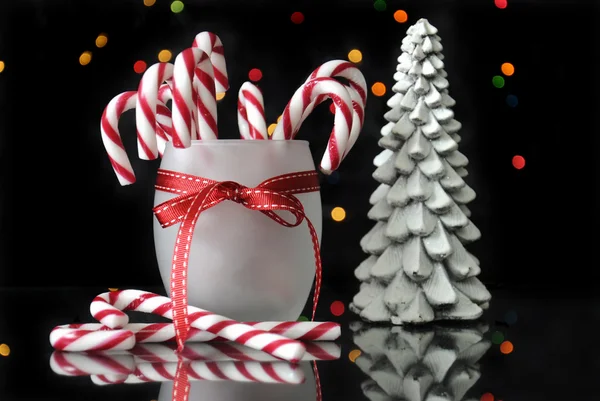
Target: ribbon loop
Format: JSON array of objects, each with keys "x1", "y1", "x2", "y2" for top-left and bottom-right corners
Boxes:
[{"x1": 153, "y1": 169, "x2": 322, "y2": 352}]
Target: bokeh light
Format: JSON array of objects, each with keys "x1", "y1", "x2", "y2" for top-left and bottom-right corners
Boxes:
[
  {"x1": 348, "y1": 49, "x2": 363, "y2": 63},
  {"x1": 0, "y1": 61, "x2": 5, "y2": 73},
  {"x1": 481, "y1": 393, "x2": 494, "y2": 401},
  {"x1": 170, "y1": 1, "x2": 184, "y2": 13},
  {"x1": 144, "y1": 0, "x2": 156, "y2": 5},
  {"x1": 158, "y1": 49, "x2": 172, "y2": 62},
  {"x1": 500, "y1": 341, "x2": 514, "y2": 354},
  {"x1": 108, "y1": 288, "x2": 118, "y2": 291},
  {"x1": 374, "y1": 0, "x2": 387, "y2": 11},
  {"x1": 501, "y1": 62, "x2": 514, "y2": 76},
  {"x1": 331, "y1": 207, "x2": 346, "y2": 222},
  {"x1": 492, "y1": 76, "x2": 505, "y2": 88},
  {"x1": 512, "y1": 155, "x2": 525, "y2": 170},
  {"x1": 330, "y1": 301, "x2": 345, "y2": 316},
  {"x1": 506, "y1": 94, "x2": 518, "y2": 107},
  {"x1": 291, "y1": 11, "x2": 304, "y2": 24},
  {"x1": 297, "y1": 315, "x2": 309, "y2": 321},
  {"x1": 248, "y1": 68, "x2": 262, "y2": 82},
  {"x1": 505, "y1": 310, "x2": 518, "y2": 324},
  {"x1": 348, "y1": 349, "x2": 361, "y2": 362},
  {"x1": 95, "y1": 34, "x2": 108, "y2": 48},
  {"x1": 0, "y1": 344, "x2": 10, "y2": 357},
  {"x1": 495, "y1": 0, "x2": 508, "y2": 9},
  {"x1": 394, "y1": 10, "x2": 408, "y2": 23},
  {"x1": 277, "y1": 115, "x2": 282, "y2": 123},
  {"x1": 134, "y1": 60, "x2": 147, "y2": 74},
  {"x1": 329, "y1": 103, "x2": 335, "y2": 114},
  {"x1": 267, "y1": 123, "x2": 277, "y2": 136},
  {"x1": 216, "y1": 92, "x2": 226, "y2": 101},
  {"x1": 79, "y1": 51, "x2": 92, "y2": 66},
  {"x1": 371, "y1": 82, "x2": 386, "y2": 97},
  {"x1": 491, "y1": 331, "x2": 504, "y2": 344}
]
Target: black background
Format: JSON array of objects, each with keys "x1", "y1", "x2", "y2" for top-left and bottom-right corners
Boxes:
[{"x1": 0, "y1": 0, "x2": 598, "y2": 295}]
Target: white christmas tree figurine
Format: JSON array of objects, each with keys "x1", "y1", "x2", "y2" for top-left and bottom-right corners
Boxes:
[
  {"x1": 350, "y1": 18, "x2": 491, "y2": 325},
  {"x1": 350, "y1": 322, "x2": 491, "y2": 401}
]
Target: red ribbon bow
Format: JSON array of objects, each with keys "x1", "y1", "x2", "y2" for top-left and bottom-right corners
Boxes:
[{"x1": 153, "y1": 169, "x2": 322, "y2": 352}]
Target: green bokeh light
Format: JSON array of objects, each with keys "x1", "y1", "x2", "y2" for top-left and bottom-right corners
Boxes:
[
  {"x1": 298, "y1": 315, "x2": 309, "y2": 321},
  {"x1": 492, "y1": 75, "x2": 505, "y2": 88},
  {"x1": 374, "y1": 0, "x2": 387, "y2": 11},
  {"x1": 491, "y1": 331, "x2": 505, "y2": 344},
  {"x1": 171, "y1": 1, "x2": 184, "y2": 13}
]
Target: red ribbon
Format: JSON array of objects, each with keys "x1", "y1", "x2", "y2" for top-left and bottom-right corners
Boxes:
[{"x1": 153, "y1": 169, "x2": 322, "y2": 353}]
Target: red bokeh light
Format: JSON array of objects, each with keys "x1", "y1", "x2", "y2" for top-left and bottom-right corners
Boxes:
[
  {"x1": 330, "y1": 301, "x2": 345, "y2": 316},
  {"x1": 248, "y1": 68, "x2": 263, "y2": 82},
  {"x1": 512, "y1": 155, "x2": 525, "y2": 170},
  {"x1": 481, "y1": 393, "x2": 494, "y2": 401},
  {"x1": 329, "y1": 102, "x2": 335, "y2": 114},
  {"x1": 494, "y1": 0, "x2": 507, "y2": 9},
  {"x1": 291, "y1": 11, "x2": 304, "y2": 24},
  {"x1": 133, "y1": 60, "x2": 147, "y2": 74}
]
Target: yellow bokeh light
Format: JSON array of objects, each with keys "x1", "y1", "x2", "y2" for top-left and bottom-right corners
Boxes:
[
  {"x1": 348, "y1": 49, "x2": 363, "y2": 63},
  {"x1": 144, "y1": 0, "x2": 156, "y2": 5},
  {"x1": 331, "y1": 207, "x2": 346, "y2": 222},
  {"x1": 216, "y1": 92, "x2": 226, "y2": 101},
  {"x1": 79, "y1": 51, "x2": 92, "y2": 66},
  {"x1": 95, "y1": 34, "x2": 108, "y2": 48},
  {"x1": 394, "y1": 10, "x2": 408, "y2": 23},
  {"x1": 501, "y1": 62, "x2": 515, "y2": 76},
  {"x1": 0, "y1": 61, "x2": 5, "y2": 73},
  {"x1": 0, "y1": 344, "x2": 10, "y2": 356},
  {"x1": 108, "y1": 288, "x2": 118, "y2": 292},
  {"x1": 348, "y1": 349, "x2": 361, "y2": 362},
  {"x1": 277, "y1": 115, "x2": 282, "y2": 123},
  {"x1": 158, "y1": 49, "x2": 172, "y2": 63},
  {"x1": 371, "y1": 82, "x2": 386, "y2": 97},
  {"x1": 267, "y1": 123, "x2": 277, "y2": 136}
]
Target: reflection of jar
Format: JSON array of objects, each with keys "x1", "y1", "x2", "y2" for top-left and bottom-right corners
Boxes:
[{"x1": 154, "y1": 140, "x2": 322, "y2": 322}]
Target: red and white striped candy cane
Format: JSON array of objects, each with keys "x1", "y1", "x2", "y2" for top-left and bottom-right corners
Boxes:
[
  {"x1": 50, "y1": 326, "x2": 135, "y2": 351},
  {"x1": 305, "y1": 60, "x2": 367, "y2": 157},
  {"x1": 191, "y1": 32, "x2": 229, "y2": 94},
  {"x1": 172, "y1": 47, "x2": 217, "y2": 145},
  {"x1": 101, "y1": 89, "x2": 173, "y2": 185},
  {"x1": 237, "y1": 82, "x2": 267, "y2": 140},
  {"x1": 53, "y1": 320, "x2": 340, "y2": 347},
  {"x1": 136, "y1": 62, "x2": 174, "y2": 160},
  {"x1": 90, "y1": 290, "x2": 306, "y2": 362},
  {"x1": 271, "y1": 77, "x2": 354, "y2": 174}
]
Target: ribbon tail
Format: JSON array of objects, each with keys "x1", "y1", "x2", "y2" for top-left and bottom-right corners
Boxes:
[
  {"x1": 305, "y1": 218, "x2": 322, "y2": 321},
  {"x1": 172, "y1": 357, "x2": 191, "y2": 401}
]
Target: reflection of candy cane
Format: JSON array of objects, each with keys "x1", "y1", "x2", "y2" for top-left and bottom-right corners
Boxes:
[
  {"x1": 172, "y1": 47, "x2": 217, "y2": 145},
  {"x1": 306, "y1": 60, "x2": 367, "y2": 157},
  {"x1": 136, "y1": 62, "x2": 174, "y2": 160},
  {"x1": 272, "y1": 77, "x2": 354, "y2": 174},
  {"x1": 90, "y1": 290, "x2": 306, "y2": 362},
  {"x1": 50, "y1": 351, "x2": 134, "y2": 376},
  {"x1": 50, "y1": 326, "x2": 135, "y2": 351},
  {"x1": 192, "y1": 32, "x2": 229, "y2": 94},
  {"x1": 53, "y1": 320, "x2": 340, "y2": 346},
  {"x1": 101, "y1": 89, "x2": 173, "y2": 185},
  {"x1": 237, "y1": 82, "x2": 267, "y2": 140}
]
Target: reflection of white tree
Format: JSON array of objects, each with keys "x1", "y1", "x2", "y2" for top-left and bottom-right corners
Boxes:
[
  {"x1": 351, "y1": 322, "x2": 490, "y2": 401},
  {"x1": 351, "y1": 18, "x2": 490, "y2": 325}
]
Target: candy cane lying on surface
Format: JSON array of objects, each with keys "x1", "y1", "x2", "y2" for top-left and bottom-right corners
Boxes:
[
  {"x1": 50, "y1": 351, "x2": 305, "y2": 385},
  {"x1": 89, "y1": 290, "x2": 306, "y2": 362},
  {"x1": 136, "y1": 62, "x2": 174, "y2": 160},
  {"x1": 237, "y1": 82, "x2": 267, "y2": 140},
  {"x1": 271, "y1": 77, "x2": 354, "y2": 174},
  {"x1": 52, "y1": 320, "x2": 340, "y2": 348},
  {"x1": 305, "y1": 60, "x2": 367, "y2": 157},
  {"x1": 192, "y1": 31, "x2": 229, "y2": 94},
  {"x1": 101, "y1": 90, "x2": 173, "y2": 186},
  {"x1": 171, "y1": 47, "x2": 217, "y2": 145}
]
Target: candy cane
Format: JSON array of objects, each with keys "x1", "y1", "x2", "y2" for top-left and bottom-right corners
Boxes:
[
  {"x1": 191, "y1": 32, "x2": 229, "y2": 94},
  {"x1": 101, "y1": 90, "x2": 173, "y2": 185},
  {"x1": 271, "y1": 77, "x2": 354, "y2": 174},
  {"x1": 237, "y1": 82, "x2": 267, "y2": 140},
  {"x1": 171, "y1": 47, "x2": 217, "y2": 145},
  {"x1": 89, "y1": 290, "x2": 306, "y2": 362},
  {"x1": 305, "y1": 60, "x2": 367, "y2": 157},
  {"x1": 52, "y1": 320, "x2": 340, "y2": 347}
]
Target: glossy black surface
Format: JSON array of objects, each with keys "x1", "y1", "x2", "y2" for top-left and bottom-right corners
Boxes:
[{"x1": 0, "y1": 287, "x2": 595, "y2": 401}]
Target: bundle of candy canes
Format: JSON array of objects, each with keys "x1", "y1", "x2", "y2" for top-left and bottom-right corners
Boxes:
[
  {"x1": 50, "y1": 341, "x2": 340, "y2": 385},
  {"x1": 101, "y1": 31, "x2": 367, "y2": 186},
  {"x1": 50, "y1": 289, "x2": 340, "y2": 364}
]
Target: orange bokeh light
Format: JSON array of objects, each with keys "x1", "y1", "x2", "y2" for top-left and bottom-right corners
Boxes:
[
  {"x1": 394, "y1": 10, "x2": 408, "y2": 23},
  {"x1": 371, "y1": 82, "x2": 386, "y2": 97}
]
